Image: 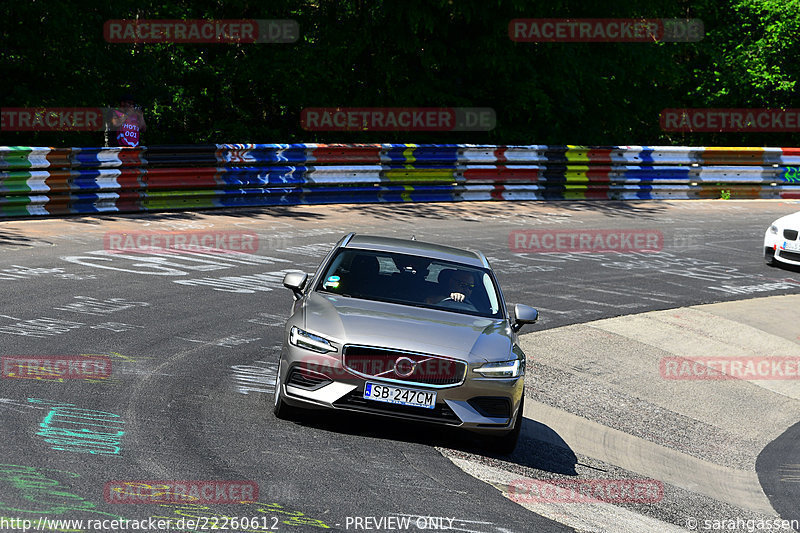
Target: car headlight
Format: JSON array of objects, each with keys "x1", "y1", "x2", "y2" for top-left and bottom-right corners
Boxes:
[
  {"x1": 769, "y1": 225, "x2": 779, "y2": 235},
  {"x1": 289, "y1": 326, "x2": 336, "y2": 353},
  {"x1": 474, "y1": 359, "x2": 524, "y2": 378}
]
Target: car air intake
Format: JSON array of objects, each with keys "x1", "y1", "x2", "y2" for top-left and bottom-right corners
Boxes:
[
  {"x1": 468, "y1": 397, "x2": 511, "y2": 418},
  {"x1": 287, "y1": 368, "x2": 331, "y2": 390},
  {"x1": 784, "y1": 229, "x2": 799, "y2": 241},
  {"x1": 778, "y1": 250, "x2": 800, "y2": 262}
]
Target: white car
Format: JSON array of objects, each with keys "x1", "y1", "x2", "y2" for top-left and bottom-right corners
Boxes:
[{"x1": 765, "y1": 211, "x2": 800, "y2": 268}]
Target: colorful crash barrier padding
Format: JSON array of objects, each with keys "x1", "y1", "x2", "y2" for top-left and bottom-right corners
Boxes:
[{"x1": 1, "y1": 144, "x2": 799, "y2": 217}]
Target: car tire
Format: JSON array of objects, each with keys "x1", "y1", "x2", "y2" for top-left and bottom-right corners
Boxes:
[
  {"x1": 273, "y1": 360, "x2": 296, "y2": 420},
  {"x1": 765, "y1": 247, "x2": 777, "y2": 266},
  {"x1": 485, "y1": 396, "x2": 524, "y2": 455}
]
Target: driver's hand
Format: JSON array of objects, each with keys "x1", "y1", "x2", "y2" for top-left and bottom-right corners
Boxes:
[{"x1": 449, "y1": 292, "x2": 465, "y2": 302}]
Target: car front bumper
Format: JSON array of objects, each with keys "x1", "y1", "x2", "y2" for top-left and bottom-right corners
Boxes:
[
  {"x1": 277, "y1": 344, "x2": 524, "y2": 435},
  {"x1": 765, "y1": 229, "x2": 800, "y2": 266}
]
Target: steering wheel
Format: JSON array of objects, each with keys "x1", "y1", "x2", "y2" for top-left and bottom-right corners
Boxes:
[{"x1": 437, "y1": 297, "x2": 478, "y2": 311}]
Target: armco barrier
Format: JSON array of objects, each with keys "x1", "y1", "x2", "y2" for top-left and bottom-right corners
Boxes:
[{"x1": 1, "y1": 144, "x2": 799, "y2": 217}]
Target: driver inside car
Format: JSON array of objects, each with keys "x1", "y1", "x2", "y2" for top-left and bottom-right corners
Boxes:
[{"x1": 426, "y1": 269, "x2": 476, "y2": 304}]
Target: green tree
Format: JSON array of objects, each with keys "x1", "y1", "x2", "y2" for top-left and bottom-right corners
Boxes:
[{"x1": 1, "y1": 0, "x2": 797, "y2": 146}]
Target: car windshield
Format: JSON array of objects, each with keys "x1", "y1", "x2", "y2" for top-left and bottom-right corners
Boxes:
[{"x1": 315, "y1": 249, "x2": 503, "y2": 318}]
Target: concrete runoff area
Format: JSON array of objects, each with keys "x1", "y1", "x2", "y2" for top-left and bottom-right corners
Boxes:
[{"x1": 447, "y1": 295, "x2": 800, "y2": 531}]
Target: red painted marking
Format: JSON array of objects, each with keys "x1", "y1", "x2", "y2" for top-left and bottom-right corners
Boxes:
[
  {"x1": 582, "y1": 186, "x2": 611, "y2": 199},
  {"x1": 463, "y1": 166, "x2": 538, "y2": 181},
  {"x1": 116, "y1": 168, "x2": 145, "y2": 190},
  {"x1": 490, "y1": 185, "x2": 506, "y2": 200},
  {"x1": 142, "y1": 168, "x2": 219, "y2": 188},
  {"x1": 587, "y1": 148, "x2": 613, "y2": 163},
  {"x1": 586, "y1": 167, "x2": 612, "y2": 181},
  {"x1": 311, "y1": 145, "x2": 381, "y2": 163},
  {"x1": 117, "y1": 148, "x2": 145, "y2": 167}
]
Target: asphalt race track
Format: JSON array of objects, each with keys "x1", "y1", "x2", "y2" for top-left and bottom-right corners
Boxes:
[{"x1": 1, "y1": 199, "x2": 799, "y2": 533}]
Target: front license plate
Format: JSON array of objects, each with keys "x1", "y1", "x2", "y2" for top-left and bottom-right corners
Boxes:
[
  {"x1": 363, "y1": 382, "x2": 436, "y2": 409},
  {"x1": 782, "y1": 240, "x2": 800, "y2": 251}
]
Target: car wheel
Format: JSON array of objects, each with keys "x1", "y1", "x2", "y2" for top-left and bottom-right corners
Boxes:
[
  {"x1": 485, "y1": 396, "x2": 524, "y2": 455},
  {"x1": 765, "y1": 247, "x2": 777, "y2": 266},
  {"x1": 273, "y1": 359, "x2": 296, "y2": 420}
]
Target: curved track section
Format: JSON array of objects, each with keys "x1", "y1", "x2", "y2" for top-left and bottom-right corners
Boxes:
[{"x1": 1, "y1": 200, "x2": 799, "y2": 533}]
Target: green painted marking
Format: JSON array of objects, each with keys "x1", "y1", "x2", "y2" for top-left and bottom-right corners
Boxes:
[
  {"x1": 142, "y1": 189, "x2": 218, "y2": 210},
  {"x1": 0, "y1": 464, "x2": 125, "y2": 520},
  {"x1": 0, "y1": 148, "x2": 34, "y2": 170},
  {"x1": 384, "y1": 169, "x2": 455, "y2": 184}
]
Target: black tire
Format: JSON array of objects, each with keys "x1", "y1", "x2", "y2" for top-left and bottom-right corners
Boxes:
[
  {"x1": 484, "y1": 396, "x2": 524, "y2": 455},
  {"x1": 273, "y1": 360, "x2": 296, "y2": 420},
  {"x1": 765, "y1": 247, "x2": 777, "y2": 267}
]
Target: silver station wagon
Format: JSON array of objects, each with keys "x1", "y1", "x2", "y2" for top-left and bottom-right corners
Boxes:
[{"x1": 274, "y1": 233, "x2": 539, "y2": 453}]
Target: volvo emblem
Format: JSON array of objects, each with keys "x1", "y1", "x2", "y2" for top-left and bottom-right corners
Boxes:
[{"x1": 394, "y1": 357, "x2": 416, "y2": 378}]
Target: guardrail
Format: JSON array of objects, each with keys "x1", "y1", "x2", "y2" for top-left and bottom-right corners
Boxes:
[{"x1": 1, "y1": 144, "x2": 799, "y2": 217}]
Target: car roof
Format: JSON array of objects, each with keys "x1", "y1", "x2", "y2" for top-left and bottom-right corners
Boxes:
[{"x1": 343, "y1": 234, "x2": 489, "y2": 268}]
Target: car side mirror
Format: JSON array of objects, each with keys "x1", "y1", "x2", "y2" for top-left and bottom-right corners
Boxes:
[
  {"x1": 283, "y1": 272, "x2": 308, "y2": 300},
  {"x1": 511, "y1": 304, "x2": 538, "y2": 332}
]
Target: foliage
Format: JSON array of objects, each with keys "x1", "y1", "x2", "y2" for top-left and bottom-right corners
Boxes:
[{"x1": 1, "y1": 0, "x2": 798, "y2": 146}]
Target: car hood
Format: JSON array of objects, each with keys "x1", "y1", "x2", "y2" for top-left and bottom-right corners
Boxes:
[
  {"x1": 302, "y1": 292, "x2": 513, "y2": 362},
  {"x1": 772, "y1": 211, "x2": 800, "y2": 228}
]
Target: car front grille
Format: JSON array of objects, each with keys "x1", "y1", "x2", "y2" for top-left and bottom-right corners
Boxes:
[
  {"x1": 342, "y1": 345, "x2": 466, "y2": 386},
  {"x1": 784, "y1": 229, "x2": 799, "y2": 241},
  {"x1": 333, "y1": 390, "x2": 461, "y2": 424}
]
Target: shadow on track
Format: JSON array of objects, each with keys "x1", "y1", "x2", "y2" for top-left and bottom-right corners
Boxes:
[
  {"x1": 756, "y1": 420, "x2": 800, "y2": 524},
  {"x1": 274, "y1": 407, "x2": 579, "y2": 477},
  {"x1": 0, "y1": 229, "x2": 52, "y2": 247},
  {"x1": 335, "y1": 200, "x2": 671, "y2": 223}
]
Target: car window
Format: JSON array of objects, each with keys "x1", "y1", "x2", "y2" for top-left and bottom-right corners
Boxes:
[
  {"x1": 479, "y1": 272, "x2": 500, "y2": 315},
  {"x1": 376, "y1": 256, "x2": 399, "y2": 275},
  {"x1": 316, "y1": 249, "x2": 503, "y2": 319},
  {"x1": 426, "y1": 263, "x2": 448, "y2": 283}
]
